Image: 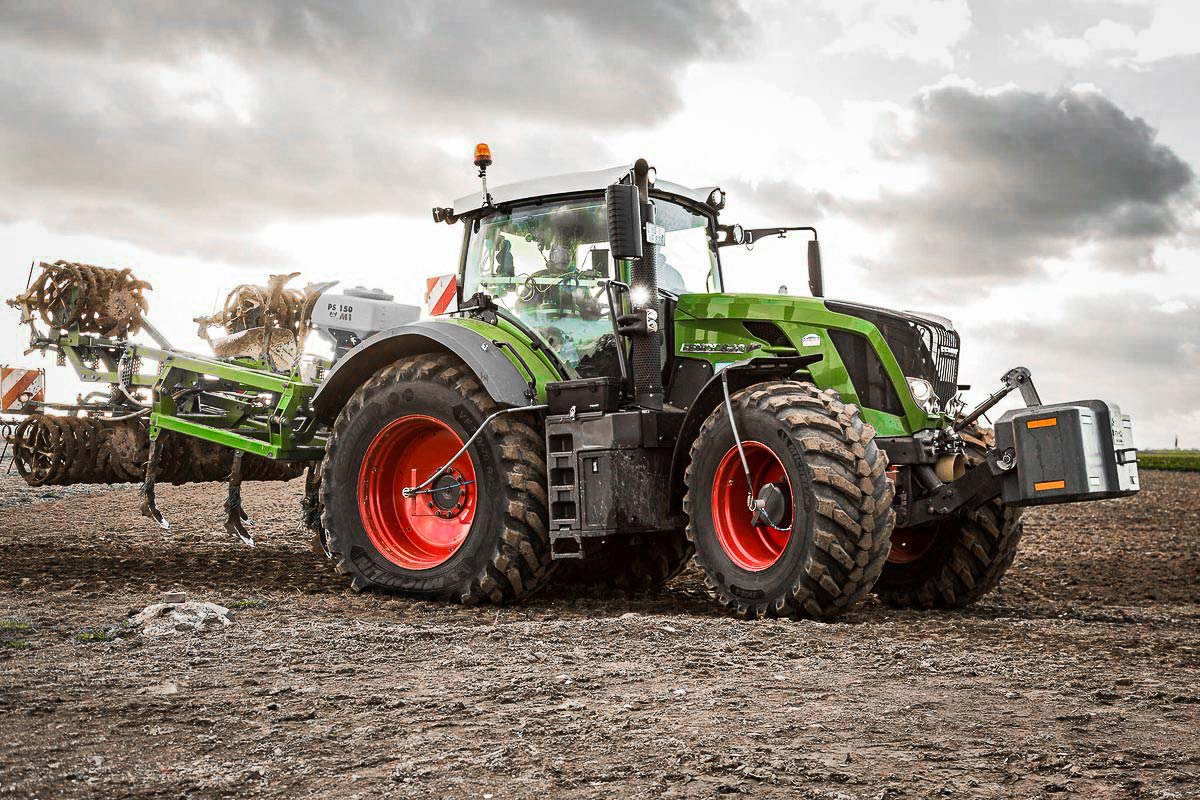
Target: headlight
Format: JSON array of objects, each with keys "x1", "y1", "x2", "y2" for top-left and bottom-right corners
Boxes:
[
  {"x1": 708, "y1": 188, "x2": 725, "y2": 209},
  {"x1": 906, "y1": 377, "x2": 937, "y2": 410}
]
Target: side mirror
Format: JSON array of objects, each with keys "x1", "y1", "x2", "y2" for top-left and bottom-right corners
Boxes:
[
  {"x1": 606, "y1": 183, "x2": 643, "y2": 261},
  {"x1": 807, "y1": 239, "x2": 824, "y2": 298}
]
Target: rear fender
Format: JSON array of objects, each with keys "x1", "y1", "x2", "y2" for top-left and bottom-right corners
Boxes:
[{"x1": 312, "y1": 320, "x2": 546, "y2": 422}]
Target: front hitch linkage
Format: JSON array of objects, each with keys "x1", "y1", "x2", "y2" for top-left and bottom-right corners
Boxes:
[{"x1": 954, "y1": 366, "x2": 1042, "y2": 433}]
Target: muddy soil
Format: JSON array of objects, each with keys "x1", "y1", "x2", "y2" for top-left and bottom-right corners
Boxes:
[
  {"x1": 0, "y1": 470, "x2": 1197, "y2": 799},
  {"x1": 0, "y1": 462, "x2": 130, "y2": 512}
]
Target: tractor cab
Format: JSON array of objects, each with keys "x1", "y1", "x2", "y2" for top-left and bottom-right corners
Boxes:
[{"x1": 440, "y1": 165, "x2": 725, "y2": 381}]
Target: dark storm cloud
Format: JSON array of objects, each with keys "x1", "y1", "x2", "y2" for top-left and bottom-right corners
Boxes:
[
  {"x1": 841, "y1": 83, "x2": 1195, "y2": 282},
  {"x1": 0, "y1": 42, "x2": 451, "y2": 263},
  {"x1": 0, "y1": 1, "x2": 749, "y2": 262},
  {"x1": 0, "y1": 1, "x2": 747, "y2": 123}
]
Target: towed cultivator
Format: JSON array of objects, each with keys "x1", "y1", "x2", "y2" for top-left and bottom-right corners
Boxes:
[
  {"x1": 6, "y1": 263, "x2": 320, "y2": 542},
  {"x1": 3, "y1": 147, "x2": 1141, "y2": 618}
]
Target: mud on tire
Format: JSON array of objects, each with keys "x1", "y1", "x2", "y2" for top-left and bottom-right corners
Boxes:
[
  {"x1": 683, "y1": 381, "x2": 895, "y2": 619},
  {"x1": 872, "y1": 426, "x2": 1024, "y2": 609},
  {"x1": 319, "y1": 353, "x2": 555, "y2": 603}
]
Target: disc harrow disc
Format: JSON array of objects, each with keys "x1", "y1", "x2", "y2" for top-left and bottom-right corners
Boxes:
[{"x1": 6, "y1": 261, "x2": 151, "y2": 337}]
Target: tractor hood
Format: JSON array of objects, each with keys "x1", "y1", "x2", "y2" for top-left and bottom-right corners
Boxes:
[
  {"x1": 674, "y1": 292, "x2": 829, "y2": 323},
  {"x1": 674, "y1": 293, "x2": 953, "y2": 333},
  {"x1": 675, "y1": 292, "x2": 962, "y2": 416}
]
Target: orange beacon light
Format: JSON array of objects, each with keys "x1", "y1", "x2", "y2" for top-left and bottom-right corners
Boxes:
[{"x1": 474, "y1": 143, "x2": 492, "y2": 169}]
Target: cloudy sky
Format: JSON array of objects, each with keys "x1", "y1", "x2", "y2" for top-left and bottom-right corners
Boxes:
[{"x1": 1, "y1": 0, "x2": 1197, "y2": 446}]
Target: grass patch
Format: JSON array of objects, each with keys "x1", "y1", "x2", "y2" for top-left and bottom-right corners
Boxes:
[
  {"x1": 1138, "y1": 451, "x2": 1200, "y2": 472},
  {"x1": 227, "y1": 598, "x2": 268, "y2": 610},
  {"x1": 76, "y1": 628, "x2": 118, "y2": 643},
  {"x1": 2, "y1": 640, "x2": 31, "y2": 650},
  {"x1": 0, "y1": 619, "x2": 33, "y2": 632}
]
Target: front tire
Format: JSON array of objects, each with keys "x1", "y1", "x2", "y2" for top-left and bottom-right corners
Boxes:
[
  {"x1": 320, "y1": 353, "x2": 555, "y2": 603},
  {"x1": 684, "y1": 381, "x2": 895, "y2": 619},
  {"x1": 872, "y1": 426, "x2": 1024, "y2": 608}
]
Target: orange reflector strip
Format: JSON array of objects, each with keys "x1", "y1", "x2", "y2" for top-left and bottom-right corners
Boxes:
[
  {"x1": 1035, "y1": 480, "x2": 1066, "y2": 491},
  {"x1": 1027, "y1": 417, "x2": 1058, "y2": 429}
]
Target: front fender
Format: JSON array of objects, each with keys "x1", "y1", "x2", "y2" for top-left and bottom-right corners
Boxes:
[
  {"x1": 667, "y1": 357, "x2": 816, "y2": 515},
  {"x1": 312, "y1": 319, "x2": 550, "y2": 422}
]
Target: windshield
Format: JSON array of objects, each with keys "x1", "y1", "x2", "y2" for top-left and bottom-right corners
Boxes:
[{"x1": 462, "y1": 195, "x2": 719, "y2": 376}]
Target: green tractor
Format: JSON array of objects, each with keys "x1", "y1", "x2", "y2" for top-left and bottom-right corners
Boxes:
[{"x1": 310, "y1": 149, "x2": 1140, "y2": 618}]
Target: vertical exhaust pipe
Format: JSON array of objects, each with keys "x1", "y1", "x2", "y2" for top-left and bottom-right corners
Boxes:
[
  {"x1": 607, "y1": 159, "x2": 665, "y2": 409},
  {"x1": 628, "y1": 159, "x2": 664, "y2": 409}
]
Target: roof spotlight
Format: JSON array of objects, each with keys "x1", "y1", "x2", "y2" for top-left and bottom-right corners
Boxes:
[{"x1": 708, "y1": 188, "x2": 725, "y2": 209}]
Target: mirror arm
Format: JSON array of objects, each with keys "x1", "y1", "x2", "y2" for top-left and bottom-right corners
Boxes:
[
  {"x1": 741, "y1": 225, "x2": 817, "y2": 246},
  {"x1": 716, "y1": 225, "x2": 818, "y2": 248}
]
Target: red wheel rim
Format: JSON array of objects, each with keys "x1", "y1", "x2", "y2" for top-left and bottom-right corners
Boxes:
[
  {"x1": 711, "y1": 441, "x2": 793, "y2": 571},
  {"x1": 887, "y1": 525, "x2": 938, "y2": 564},
  {"x1": 357, "y1": 415, "x2": 477, "y2": 570}
]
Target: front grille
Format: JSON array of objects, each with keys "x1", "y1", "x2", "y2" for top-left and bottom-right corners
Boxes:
[
  {"x1": 826, "y1": 302, "x2": 960, "y2": 408},
  {"x1": 919, "y1": 323, "x2": 960, "y2": 407}
]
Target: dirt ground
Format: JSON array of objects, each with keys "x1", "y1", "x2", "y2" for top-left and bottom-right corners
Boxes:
[{"x1": 0, "y1": 466, "x2": 1197, "y2": 800}]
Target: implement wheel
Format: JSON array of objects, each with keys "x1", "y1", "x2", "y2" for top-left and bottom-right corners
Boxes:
[
  {"x1": 320, "y1": 353, "x2": 555, "y2": 603},
  {"x1": 684, "y1": 381, "x2": 895, "y2": 619},
  {"x1": 872, "y1": 426, "x2": 1024, "y2": 608}
]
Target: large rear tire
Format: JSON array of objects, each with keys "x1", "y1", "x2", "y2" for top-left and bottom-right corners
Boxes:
[
  {"x1": 683, "y1": 381, "x2": 895, "y2": 619},
  {"x1": 320, "y1": 353, "x2": 555, "y2": 603},
  {"x1": 872, "y1": 426, "x2": 1024, "y2": 608}
]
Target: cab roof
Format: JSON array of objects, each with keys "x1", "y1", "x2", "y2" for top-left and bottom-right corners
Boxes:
[{"x1": 451, "y1": 164, "x2": 718, "y2": 217}]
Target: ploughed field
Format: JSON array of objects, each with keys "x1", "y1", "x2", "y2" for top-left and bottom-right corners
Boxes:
[{"x1": 0, "y1": 466, "x2": 1197, "y2": 799}]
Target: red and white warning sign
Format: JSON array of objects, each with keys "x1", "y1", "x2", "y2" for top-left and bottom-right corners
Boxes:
[
  {"x1": 425, "y1": 274, "x2": 458, "y2": 316},
  {"x1": 1, "y1": 366, "x2": 45, "y2": 412}
]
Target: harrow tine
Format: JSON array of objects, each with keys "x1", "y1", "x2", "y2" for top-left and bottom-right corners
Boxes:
[
  {"x1": 223, "y1": 450, "x2": 255, "y2": 547},
  {"x1": 139, "y1": 437, "x2": 170, "y2": 530}
]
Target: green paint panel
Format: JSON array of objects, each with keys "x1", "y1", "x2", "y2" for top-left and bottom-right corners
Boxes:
[{"x1": 674, "y1": 293, "x2": 945, "y2": 436}]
